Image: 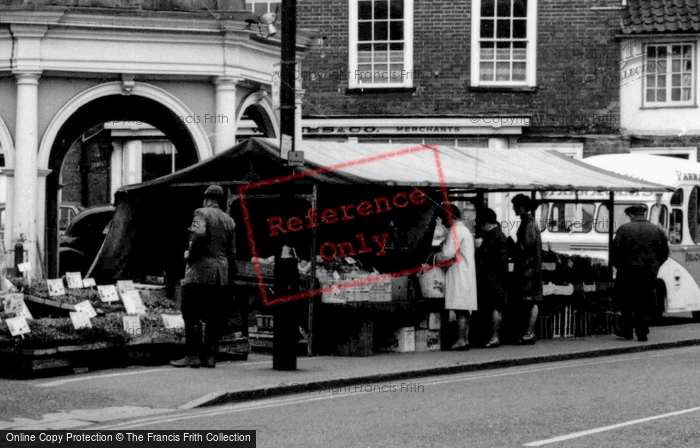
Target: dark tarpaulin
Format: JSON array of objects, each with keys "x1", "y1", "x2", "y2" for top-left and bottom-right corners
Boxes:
[{"x1": 89, "y1": 138, "x2": 434, "y2": 284}]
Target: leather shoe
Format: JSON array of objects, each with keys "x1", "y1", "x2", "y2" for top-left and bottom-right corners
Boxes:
[
  {"x1": 201, "y1": 356, "x2": 216, "y2": 368},
  {"x1": 450, "y1": 342, "x2": 470, "y2": 351},
  {"x1": 170, "y1": 356, "x2": 201, "y2": 368},
  {"x1": 614, "y1": 327, "x2": 634, "y2": 340},
  {"x1": 485, "y1": 338, "x2": 501, "y2": 348},
  {"x1": 516, "y1": 334, "x2": 536, "y2": 345}
]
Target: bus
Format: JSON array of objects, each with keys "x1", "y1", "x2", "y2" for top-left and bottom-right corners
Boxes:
[{"x1": 538, "y1": 153, "x2": 700, "y2": 319}]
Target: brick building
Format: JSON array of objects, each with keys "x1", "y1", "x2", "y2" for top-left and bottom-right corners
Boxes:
[{"x1": 296, "y1": 0, "x2": 625, "y2": 159}]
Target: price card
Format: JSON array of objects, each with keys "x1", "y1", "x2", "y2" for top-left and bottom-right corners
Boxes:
[
  {"x1": 17, "y1": 262, "x2": 31, "y2": 273},
  {"x1": 122, "y1": 315, "x2": 142, "y2": 336},
  {"x1": 82, "y1": 278, "x2": 97, "y2": 288},
  {"x1": 121, "y1": 290, "x2": 146, "y2": 315},
  {"x1": 3, "y1": 293, "x2": 25, "y2": 315},
  {"x1": 46, "y1": 279, "x2": 66, "y2": 297},
  {"x1": 116, "y1": 280, "x2": 136, "y2": 296},
  {"x1": 97, "y1": 285, "x2": 119, "y2": 303},
  {"x1": 73, "y1": 300, "x2": 97, "y2": 318},
  {"x1": 69, "y1": 311, "x2": 92, "y2": 330},
  {"x1": 5, "y1": 316, "x2": 30, "y2": 337},
  {"x1": 162, "y1": 313, "x2": 185, "y2": 330},
  {"x1": 17, "y1": 301, "x2": 33, "y2": 320},
  {"x1": 65, "y1": 272, "x2": 84, "y2": 289}
]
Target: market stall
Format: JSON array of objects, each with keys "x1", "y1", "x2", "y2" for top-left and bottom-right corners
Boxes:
[{"x1": 1, "y1": 138, "x2": 671, "y2": 373}]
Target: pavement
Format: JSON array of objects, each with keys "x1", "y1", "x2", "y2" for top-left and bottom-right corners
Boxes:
[{"x1": 2, "y1": 321, "x2": 700, "y2": 430}]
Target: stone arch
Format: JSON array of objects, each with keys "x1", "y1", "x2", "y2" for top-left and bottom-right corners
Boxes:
[
  {"x1": 235, "y1": 91, "x2": 279, "y2": 139},
  {"x1": 38, "y1": 81, "x2": 213, "y2": 170},
  {"x1": 0, "y1": 116, "x2": 14, "y2": 168}
]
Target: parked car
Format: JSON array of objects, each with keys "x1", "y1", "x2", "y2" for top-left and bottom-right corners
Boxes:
[
  {"x1": 59, "y1": 205, "x2": 115, "y2": 275},
  {"x1": 58, "y1": 202, "x2": 85, "y2": 234}
]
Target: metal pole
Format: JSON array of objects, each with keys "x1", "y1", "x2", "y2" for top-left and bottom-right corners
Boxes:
[
  {"x1": 273, "y1": 0, "x2": 298, "y2": 371},
  {"x1": 608, "y1": 191, "x2": 615, "y2": 280}
]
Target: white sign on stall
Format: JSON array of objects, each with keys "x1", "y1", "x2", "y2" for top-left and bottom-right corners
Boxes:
[
  {"x1": 121, "y1": 290, "x2": 146, "y2": 316},
  {"x1": 46, "y1": 279, "x2": 66, "y2": 297},
  {"x1": 69, "y1": 311, "x2": 92, "y2": 330},
  {"x1": 65, "y1": 272, "x2": 84, "y2": 289},
  {"x1": 97, "y1": 285, "x2": 119, "y2": 303},
  {"x1": 161, "y1": 314, "x2": 185, "y2": 330},
  {"x1": 73, "y1": 300, "x2": 97, "y2": 318},
  {"x1": 5, "y1": 316, "x2": 30, "y2": 337},
  {"x1": 116, "y1": 280, "x2": 136, "y2": 296},
  {"x1": 82, "y1": 278, "x2": 97, "y2": 288}
]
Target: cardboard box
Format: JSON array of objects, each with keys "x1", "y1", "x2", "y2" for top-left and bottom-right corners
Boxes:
[
  {"x1": 391, "y1": 327, "x2": 415, "y2": 353},
  {"x1": 417, "y1": 314, "x2": 429, "y2": 329},
  {"x1": 369, "y1": 278, "x2": 392, "y2": 302},
  {"x1": 415, "y1": 329, "x2": 441, "y2": 352},
  {"x1": 428, "y1": 312, "x2": 441, "y2": 330}
]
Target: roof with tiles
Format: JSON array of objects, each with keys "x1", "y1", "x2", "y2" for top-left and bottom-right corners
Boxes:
[{"x1": 621, "y1": 0, "x2": 700, "y2": 34}]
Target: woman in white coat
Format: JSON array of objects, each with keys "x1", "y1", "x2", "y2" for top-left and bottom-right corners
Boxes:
[{"x1": 435, "y1": 206, "x2": 478, "y2": 350}]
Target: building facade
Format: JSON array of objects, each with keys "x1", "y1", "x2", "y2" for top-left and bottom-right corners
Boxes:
[
  {"x1": 0, "y1": 0, "x2": 315, "y2": 277},
  {"x1": 295, "y1": 0, "x2": 629, "y2": 224},
  {"x1": 620, "y1": 0, "x2": 700, "y2": 161}
]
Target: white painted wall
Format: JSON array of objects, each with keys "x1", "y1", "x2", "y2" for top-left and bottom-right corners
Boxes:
[{"x1": 620, "y1": 37, "x2": 700, "y2": 136}]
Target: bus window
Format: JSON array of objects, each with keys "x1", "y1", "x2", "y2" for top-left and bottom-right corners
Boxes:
[
  {"x1": 548, "y1": 203, "x2": 595, "y2": 233},
  {"x1": 535, "y1": 202, "x2": 549, "y2": 232},
  {"x1": 690, "y1": 187, "x2": 700, "y2": 243},
  {"x1": 671, "y1": 188, "x2": 683, "y2": 206},
  {"x1": 649, "y1": 204, "x2": 668, "y2": 230},
  {"x1": 670, "y1": 209, "x2": 684, "y2": 244},
  {"x1": 596, "y1": 203, "x2": 634, "y2": 233}
]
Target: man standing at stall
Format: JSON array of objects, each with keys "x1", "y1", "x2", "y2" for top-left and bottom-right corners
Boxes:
[
  {"x1": 171, "y1": 185, "x2": 236, "y2": 368},
  {"x1": 510, "y1": 194, "x2": 543, "y2": 345},
  {"x1": 612, "y1": 204, "x2": 669, "y2": 342}
]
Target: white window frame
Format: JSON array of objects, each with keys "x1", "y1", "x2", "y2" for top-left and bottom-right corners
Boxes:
[
  {"x1": 471, "y1": 0, "x2": 537, "y2": 87},
  {"x1": 643, "y1": 42, "x2": 696, "y2": 108},
  {"x1": 246, "y1": 0, "x2": 280, "y2": 15},
  {"x1": 516, "y1": 142, "x2": 583, "y2": 159},
  {"x1": 348, "y1": 0, "x2": 414, "y2": 89}
]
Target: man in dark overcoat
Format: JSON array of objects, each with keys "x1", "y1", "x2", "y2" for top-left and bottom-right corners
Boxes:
[
  {"x1": 612, "y1": 204, "x2": 669, "y2": 341},
  {"x1": 171, "y1": 184, "x2": 236, "y2": 368}
]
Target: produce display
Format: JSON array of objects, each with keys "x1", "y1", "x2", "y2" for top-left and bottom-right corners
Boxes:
[{"x1": 0, "y1": 277, "x2": 184, "y2": 349}]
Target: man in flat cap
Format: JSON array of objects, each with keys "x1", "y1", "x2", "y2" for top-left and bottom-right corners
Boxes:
[
  {"x1": 171, "y1": 184, "x2": 237, "y2": 368},
  {"x1": 611, "y1": 204, "x2": 669, "y2": 342}
]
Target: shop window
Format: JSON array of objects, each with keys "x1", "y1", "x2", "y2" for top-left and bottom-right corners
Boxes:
[
  {"x1": 689, "y1": 186, "x2": 700, "y2": 243},
  {"x1": 644, "y1": 43, "x2": 695, "y2": 107},
  {"x1": 596, "y1": 203, "x2": 634, "y2": 233},
  {"x1": 471, "y1": 0, "x2": 537, "y2": 87},
  {"x1": 671, "y1": 188, "x2": 683, "y2": 206},
  {"x1": 548, "y1": 203, "x2": 594, "y2": 233},
  {"x1": 535, "y1": 202, "x2": 549, "y2": 232},
  {"x1": 349, "y1": 0, "x2": 414, "y2": 89},
  {"x1": 670, "y1": 209, "x2": 684, "y2": 244}
]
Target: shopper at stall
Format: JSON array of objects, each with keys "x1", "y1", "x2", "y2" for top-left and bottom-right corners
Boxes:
[
  {"x1": 171, "y1": 184, "x2": 237, "y2": 368},
  {"x1": 611, "y1": 204, "x2": 669, "y2": 341},
  {"x1": 435, "y1": 205, "x2": 477, "y2": 351},
  {"x1": 510, "y1": 194, "x2": 543, "y2": 345},
  {"x1": 475, "y1": 208, "x2": 509, "y2": 348}
]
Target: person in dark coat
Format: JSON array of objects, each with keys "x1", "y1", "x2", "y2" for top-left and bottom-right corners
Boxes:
[
  {"x1": 475, "y1": 208, "x2": 509, "y2": 348},
  {"x1": 510, "y1": 194, "x2": 543, "y2": 345},
  {"x1": 171, "y1": 184, "x2": 237, "y2": 368},
  {"x1": 611, "y1": 204, "x2": 669, "y2": 341}
]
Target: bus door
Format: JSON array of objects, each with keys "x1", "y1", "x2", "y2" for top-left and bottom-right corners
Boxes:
[{"x1": 664, "y1": 187, "x2": 700, "y2": 311}]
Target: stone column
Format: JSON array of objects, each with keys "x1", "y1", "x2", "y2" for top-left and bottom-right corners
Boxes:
[
  {"x1": 295, "y1": 89, "x2": 305, "y2": 144},
  {"x1": 213, "y1": 77, "x2": 240, "y2": 154},
  {"x1": 122, "y1": 140, "x2": 142, "y2": 187},
  {"x1": 35, "y1": 168, "x2": 52, "y2": 278},
  {"x1": 12, "y1": 72, "x2": 40, "y2": 273}
]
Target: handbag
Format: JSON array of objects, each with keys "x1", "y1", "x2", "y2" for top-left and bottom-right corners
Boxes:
[{"x1": 418, "y1": 253, "x2": 445, "y2": 299}]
